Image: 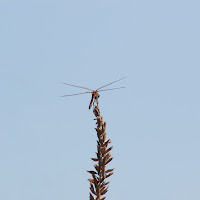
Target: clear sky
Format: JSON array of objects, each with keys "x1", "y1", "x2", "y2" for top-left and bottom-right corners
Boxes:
[{"x1": 0, "y1": 1, "x2": 200, "y2": 200}]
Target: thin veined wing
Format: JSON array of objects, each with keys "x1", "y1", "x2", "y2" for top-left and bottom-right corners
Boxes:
[
  {"x1": 97, "y1": 76, "x2": 127, "y2": 90},
  {"x1": 98, "y1": 87, "x2": 126, "y2": 92},
  {"x1": 61, "y1": 82, "x2": 93, "y2": 91},
  {"x1": 61, "y1": 91, "x2": 91, "y2": 97}
]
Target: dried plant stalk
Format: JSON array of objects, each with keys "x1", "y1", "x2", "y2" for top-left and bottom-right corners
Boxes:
[{"x1": 87, "y1": 105, "x2": 114, "y2": 200}]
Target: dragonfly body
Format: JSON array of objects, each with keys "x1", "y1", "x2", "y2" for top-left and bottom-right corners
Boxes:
[
  {"x1": 89, "y1": 91, "x2": 100, "y2": 109},
  {"x1": 61, "y1": 77, "x2": 126, "y2": 109}
]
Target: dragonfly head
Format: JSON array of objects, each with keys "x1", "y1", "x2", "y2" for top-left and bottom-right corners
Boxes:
[{"x1": 95, "y1": 91, "x2": 100, "y2": 99}]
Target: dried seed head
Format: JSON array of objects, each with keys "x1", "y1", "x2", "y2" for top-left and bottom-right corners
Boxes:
[
  {"x1": 104, "y1": 139, "x2": 111, "y2": 147},
  {"x1": 105, "y1": 172, "x2": 113, "y2": 179},
  {"x1": 105, "y1": 157, "x2": 113, "y2": 165},
  {"x1": 105, "y1": 168, "x2": 114, "y2": 173},
  {"x1": 97, "y1": 116, "x2": 103, "y2": 128},
  {"x1": 91, "y1": 158, "x2": 98, "y2": 162},
  {"x1": 106, "y1": 146, "x2": 113, "y2": 153},
  {"x1": 101, "y1": 181, "x2": 110, "y2": 187},
  {"x1": 88, "y1": 104, "x2": 114, "y2": 200},
  {"x1": 94, "y1": 164, "x2": 100, "y2": 173},
  {"x1": 102, "y1": 132, "x2": 107, "y2": 143},
  {"x1": 90, "y1": 183, "x2": 96, "y2": 195},
  {"x1": 87, "y1": 170, "x2": 97, "y2": 175},
  {"x1": 93, "y1": 105, "x2": 100, "y2": 117},
  {"x1": 100, "y1": 186, "x2": 108, "y2": 195},
  {"x1": 89, "y1": 193, "x2": 95, "y2": 200},
  {"x1": 88, "y1": 179, "x2": 94, "y2": 183},
  {"x1": 101, "y1": 146, "x2": 107, "y2": 155}
]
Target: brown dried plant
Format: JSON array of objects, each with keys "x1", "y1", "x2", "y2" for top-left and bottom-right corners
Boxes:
[{"x1": 87, "y1": 105, "x2": 114, "y2": 200}]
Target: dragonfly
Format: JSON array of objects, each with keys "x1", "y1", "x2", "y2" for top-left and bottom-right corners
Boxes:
[{"x1": 61, "y1": 77, "x2": 126, "y2": 109}]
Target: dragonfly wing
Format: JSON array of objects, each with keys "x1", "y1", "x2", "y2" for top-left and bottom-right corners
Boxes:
[
  {"x1": 61, "y1": 82, "x2": 93, "y2": 91},
  {"x1": 97, "y1": 77, "x2": 127, "y2": 90},
  {"x1": 98, "y1": 87, "x2": 126, "y2": 92},
  {"x1": 61, "y1": 91, "x2": 91, "y2": 97}
]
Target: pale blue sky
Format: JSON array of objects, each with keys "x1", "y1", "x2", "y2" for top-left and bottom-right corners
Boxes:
[{"x1": 0, "y1": 1, "x2": 200, "y2": 200}]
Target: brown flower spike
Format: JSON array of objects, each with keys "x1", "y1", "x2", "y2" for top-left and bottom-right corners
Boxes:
[{"x1": 87, "y1": 105, "x2": 114, "y2": 200}]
